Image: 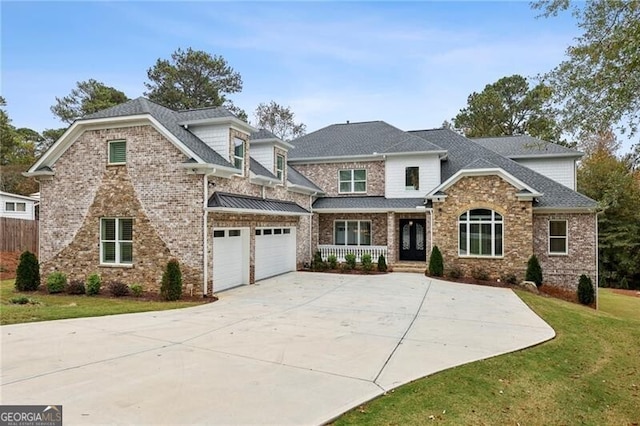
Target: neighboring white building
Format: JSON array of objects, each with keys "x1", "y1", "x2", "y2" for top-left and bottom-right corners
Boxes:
[{"x1": 0, "y1": 191, "x2": 39, "y2": 220}]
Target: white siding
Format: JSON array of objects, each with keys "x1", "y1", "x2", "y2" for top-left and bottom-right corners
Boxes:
[
  {"x1": 515, "y1": 157, "x2": 576, "y2": 190},
  {"x1": 385, "y1": 154, "x2": 441, "y2": 198},
  {"x1": 251, "y1": 144, "x2": 274, "y2": 172},
  {"x1": 0, "y1": 193, "x2": 37, "y2": 220},
  {"x1": 190, "y1": 125, "x2": 230, "y2": 161}
]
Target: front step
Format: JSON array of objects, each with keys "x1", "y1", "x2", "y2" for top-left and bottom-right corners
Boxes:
[{"x1": 393, "y1": 262, "x2": 426, "y2": 274}]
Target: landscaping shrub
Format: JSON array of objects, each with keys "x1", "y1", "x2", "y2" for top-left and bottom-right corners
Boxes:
[
  {"x1": 577, "y1": 274, "x2": 595, "y2": 305},
  {"x1": 161, "y1": 259, "x2": 183, "y2": 301},
  {"x1": 130, "y1": 283, "x2": 143, "y2": 297},
  {"x1": 10, "y1": 296, "x2": 30, "y2": 305},
  {"x1": 15, "y1": 250, "x2": 40, "y2": 291},
  {"x1": 446, "y1": 265, "x2": 462, "y2": 279},
  {"x1": 327, "y1": 254, "x2": 338, "y2": 270},
  {"x1": 345, "y1": 253, "x2": 357, "y2": 270},
  {"x1": 501, "y1": 273, "x2": 518, "y2": 285},
  {"x1": 428, "y1": 246, "x2": 444, "y2": 277},
  {"x1": 377, "y1": 254, "x2": 387, "y2": 272},
  {"x1": 46, "y1": 272, "x2": 67, "y2": 294},
  {"x1": 66, "y1": 279, "x2": 86, "y2": 295},
  {"x1": 109, "y1": 281, "x2": 130, "y2": 297},
  {"x1": 86, "y1": 273, "x2": 101, "y2": 296},
  {"x1": 361, "y1": 253, "x2": 373, "y2": 272},
  {"x1": 526, "y1": 254, "x2": 543, "y2": 287},
  {"x1": 619, "y1": 277, "x2": 629, "y2": 289},
  {"x1": 471, "y1": 267, "x2": 490, "y2": 281},
  {"x1": 312, "y1": 251, "x2": 327, "y2": 271}
]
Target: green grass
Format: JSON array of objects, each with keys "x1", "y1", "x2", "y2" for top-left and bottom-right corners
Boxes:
[
  {"x1": 335, "y1": 290, "x2": 640, "y2": 425},
  {"x1": 1, "y1": 279, "x2": 206, "y2": 325}
]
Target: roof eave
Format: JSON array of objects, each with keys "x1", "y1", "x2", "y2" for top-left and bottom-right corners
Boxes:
[
  {"x1": 510, "y1": 152, "x2": 584, "y2": 160},
  {"x1": 179, "y1": 116, "x2": 256, "y2": 133},
  {"x1": 533, "y1": 206, "x2": 598, "y2": 213},
  {"x1": 250, "y1": 174, "x2": 280, "y2": 187},
  {"x1": 206, "y1": 207, "x2": 311, "y2": 216},
  {"x1": 382, "y1": 150, "x2": 448, "y2": 157},
  {"x1": 288, "y1": 154, "x2": 383, "y2": 164},
  {"x1": 312, "y1": 206, "x2": 429, "y2": 214},
  {"x1": 251, "y1": 138, "x2": 295, "y2": 150},
  {"x1": 287, "y1": 184, "x2": 324, "y2": 195}
]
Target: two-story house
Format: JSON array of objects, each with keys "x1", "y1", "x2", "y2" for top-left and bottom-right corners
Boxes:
[{"x1": 26, "y1": 98, "x2": 598, "y2": 295}]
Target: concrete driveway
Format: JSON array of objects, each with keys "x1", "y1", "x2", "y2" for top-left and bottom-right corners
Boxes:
[{"x1": 1, "y1": 272, "x2": 554, "y2": 425}]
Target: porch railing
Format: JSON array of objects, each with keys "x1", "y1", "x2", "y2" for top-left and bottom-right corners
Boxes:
[{"x1": 317, "y1": 245, "x2": 388, "y2": 263}]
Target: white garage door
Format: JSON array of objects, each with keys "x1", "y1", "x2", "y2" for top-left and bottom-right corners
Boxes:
[
  {"x1": 213, "y1": 228, "x2": 249, "y2": 292},
  {"x1": 255, "y1": 227, "x2": 296, "y2": 281}
]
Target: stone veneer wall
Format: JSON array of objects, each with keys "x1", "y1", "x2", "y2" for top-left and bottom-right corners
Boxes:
[
  {"x1": 432, "y1": 175, "x2": 533, "y2": 280},
  {"x1": 292, "y1": 161, "x2": 385, "y2": 196},
  {"x1": 317, "y1": 213, "x2": 387, "y2": 246},
  {"x1": 533, "y1": 213, "x2": 597, "y2": 290},
  {"x1": 39, "y1": 125, "x2": 204, "y2": 290}
]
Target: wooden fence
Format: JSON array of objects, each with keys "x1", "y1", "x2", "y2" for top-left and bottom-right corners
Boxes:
[{"x1": 1, "y1": 217, "x2": 38, "y2": 254}]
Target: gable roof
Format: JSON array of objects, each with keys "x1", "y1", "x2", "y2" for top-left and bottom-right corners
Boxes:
[
  {"x1": 289, "y1": 121, "x2": 445, "y2": 160},
  {"x1": 207, "y1": 192, "x2": 309, "y2": 215},
  {"x1": 472, "y1": 135, "x2": 583, "y2": 159},
  {"x1": 250, "y1": 129, "x2": 279, "y2": 141},
  {"x1": 410, "y1": 129, "x2": 597, "y2": 210},
  {"x1": 287, "y1": 165, "x2": 323, "y2": 193},
  {"x1": 250, "y1": 157, "x2": 277, "y2": 179}
]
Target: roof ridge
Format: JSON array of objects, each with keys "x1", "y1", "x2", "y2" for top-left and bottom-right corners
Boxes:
[{"x1": 333, "y1": 120, "x2": 384, "y2": 126}]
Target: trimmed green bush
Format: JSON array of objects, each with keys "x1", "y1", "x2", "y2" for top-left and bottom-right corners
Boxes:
[
  {"x1": 578, "y1": 274, "x2": 595, "y2": 305},
  {"x1": 161, "y1": 259, "x2": 183, "y2": 301},
  {"x1": 327, "y1": 254, "x2": 338, "y2": 269},
  {"x1": 15, "y1": 250, "x2": 40, "y2": 291},
  {"x1": 446, "y1": 265, "x2": 462, "y2": 279},
  {"x1": 361, "y1": 253, "x2": 373, "y2": 272},
  {"x1": 428, "y1": 246, "x2": 444, "y2": 277},
  {"x1": 471, "y1": 267, "x2": 490, "y2": 281},
  {"x1": 377, "y1": 254, "x2": 387, "y2": 272},
  {"x1": 312, "y1": 251, "x2": 326, "y2": 271},
  {"x1": 86, "y1": 273, "x2": 101, "y2": 296},
  {"x1": 130, "y1": 284, "x2": 143, "y2": 297},
  {"x1": 66, "y1": 280, "x2": 86, "y2": 295},
  {"x1": 345, "y1": 253, "x2": 357, "y2": 270},
  {"x1": 46, "y1": 272, "x2": 67, "y2": 294},
  {"x1": 501, "y1": 273, "x2": 518, "y2": 285},
  {"x1": 526, "y1": 255, "x2": 543, "y2": 287},
  {"x1": 109, "y1": 281, "x2": 129, "y2": 297}
]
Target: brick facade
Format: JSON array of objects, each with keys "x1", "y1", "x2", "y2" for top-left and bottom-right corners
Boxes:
[{"x1": 292, "y1": 161, "x2": 385, "y2": 196}]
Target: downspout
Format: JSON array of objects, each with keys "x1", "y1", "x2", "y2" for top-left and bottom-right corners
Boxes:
[
  {"x1": 203, "y1": 174, "x2": 209, "y2": 297},
  {"x1": 595, "y1": 210, "x2": 601, "y2": 310},
  {"x1": 310, "y1": 192, "x2": 317, "y2": 262}
]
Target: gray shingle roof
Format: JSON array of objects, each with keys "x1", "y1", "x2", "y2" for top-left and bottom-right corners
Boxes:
[
  {"x1": 83, "y1": 98, "x2": 233, "y2": 167},
  {"x1": 176, "y1": 107, "x2": 235, "y2": 122},
  {"x1": 250, "y1": 129, "x2": 279, "y2": 141},
  {"x1": 313, "y1": 197, "x2": 425, "y2": 210},
  {"x1": 208, "y1": 192, "x2": 309, "y2": 214},
  {"x1": 410, "y1": 129, "x2": 597, "y2": 209},
  {"x1": 250, "y1": 157, "x2": 277, "y2": 179},
  {"x1": 289, "y1": 121, "x2": 444, "y2": 159},
  {"x1": 287, "y1": 165, "x2": 323, "y2": 192},
  {"x1": 472, "y1": 135, "x2": 583, "y2": 158}
]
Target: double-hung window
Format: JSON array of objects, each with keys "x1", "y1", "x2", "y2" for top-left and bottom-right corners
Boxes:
[
  {"x1": 339, "y1": 169, "x2": 366, "y2": 193},
  {"x1": 459, "y1": 209, "x2": 503, "y2": 257},
  {"x1": 405, "y1": 167, "x2": 419, "y2": 190},
  {"x1": 234, "y1": 138, "x2": 245, "y2": 173},
  {"x1": 5, "y1": 202, "x2": 26, "y2": 212},
  {"x1": 108, "y1": 140, "x2": 126, "y2": 165},
  {"x1": 334, "y1": 220, "x2": 371, "y2": 246},
  {"x1": 101, "y1": 218, "x2": 133, "y2": 265},
  {"x1": 549, "y1": 220, "x2": 568, "y2": 254},
  {"x1": 276, "y1": 154, "x2": 285, "y2": 181}
]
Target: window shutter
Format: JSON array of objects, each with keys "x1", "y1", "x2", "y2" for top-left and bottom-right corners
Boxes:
[{"x1": 109, "y1": 141, "x2": 126, "y2": 164}]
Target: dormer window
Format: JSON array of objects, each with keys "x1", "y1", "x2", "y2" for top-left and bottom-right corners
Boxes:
[
  {"x1": 234, "y1": 138, "x2": 245, "y2": 174},
  {"x1": 276, "y1": 154, "x2": 285, "y2": 181}
]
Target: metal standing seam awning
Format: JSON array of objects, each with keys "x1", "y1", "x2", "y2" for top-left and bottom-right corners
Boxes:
[{"x1": 207, "y1": 192, "x2": 311, "y2": 216}]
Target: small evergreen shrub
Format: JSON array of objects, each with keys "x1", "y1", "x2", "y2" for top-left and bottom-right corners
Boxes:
[
  {"x1": 446, "y1": 265, "x2": 462, "y2": 279},
  {"x1": 109, "y1": 281, "x2": 130, "y2": 297},
  {"x1": 46, "y1": 272, "x2": 67, "y2": 294},
  {"x1": 525, "y1": 255, "x2": 543, "y2": 287},
  {"x1": 471, "y1": 267, "x2": 490, "y2": 281},
  {"x1": 619, "y1": 277, "x2": 629, "y2": 289},
  {"x1": 577, "y1": 274, "x2": 595, "y2": 305},
  {"x1": 501, "y1": 273, "x2": 518, "y2": 285},
  {"x1": 86, "y1": 273, "x2": 101, "y2": 296},
  {"x1": 312, "y1": 251, "x2": 327, "y2": 271},
  {"x1": 10, "y1": 296, "x2": 30, "y2": 304},
  {"x1": 361, "y1": 253, "x2": 373, "y2": 272},
  {"x1": 15, "y1": 250, "x2": 40, "y2": 291},
  {"x1": 428, "y1": 246, "x2": 444, "y2": 277},
  {"x1": 66, "y1": 280, "x2": 86, "y2": 295},
  {"x1": 130, "y1": 284, "x2": 143, "y2": 297},
  {"x1": 327, "y1": 254, "x2": 338, "y2": 269},
  {"x1": 345, "y1": 253, "x2": 357, "y2": 270},
  {"x1": 377, "y1": 254, "x2": 387, "y2": 272},
  {"x1": 161, "y1": 259, "x2": 183, "y2": 301}
]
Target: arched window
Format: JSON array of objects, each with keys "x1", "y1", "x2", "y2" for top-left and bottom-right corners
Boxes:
[{"x1": 458, "y1": 209, "x2": 503, "y2": 257}]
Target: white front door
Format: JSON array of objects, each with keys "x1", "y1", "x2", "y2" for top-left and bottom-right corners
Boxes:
[
  {"x1": 255, "y1": 227, "x2": 296, "y2": 281},
  {"x1": 212, "y1": 228, "x2": 249, "y2": 292}
]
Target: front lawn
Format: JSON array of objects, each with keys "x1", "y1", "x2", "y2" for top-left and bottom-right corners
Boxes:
[
  {"x1": 335, "y1": 289, "x2": 640, "y2": 425},
  {"x1": 0, "y1": 279, "x2": 208, "y2": 325}
]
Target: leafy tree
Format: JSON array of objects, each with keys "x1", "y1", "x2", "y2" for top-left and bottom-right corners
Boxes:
[
  {"x1": 577, "y1": 129, "x2": 621, "y2": 156},
  {"x1": 254, "y1": 101, "x2": 306, "y2": 141},
  {"x1": 0, "y1": 99, "x2": 38, "y2": 194},
  {"x1": 453, "y1": 75, "x2": 563, "y2": 143},
  {"x1": 144, "y1": 47, "x2": 243, "y2": 111},
  {"x1": 0, "y1": 96, "x2": 19, "y2": 166},
  {"x1": 39, "y1": 128, "x2": 67, "y2": 155},
  {"x1": 533, "y1": 1, "x2": 640, "y2": 137},
  {"x1": 51, "y1": 79, "x2": 129, "y2": 124}
]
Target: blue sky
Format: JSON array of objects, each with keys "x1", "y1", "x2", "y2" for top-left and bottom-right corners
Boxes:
[{"x1": 4, "y1": 1, "x2": 631, "y2": 150}]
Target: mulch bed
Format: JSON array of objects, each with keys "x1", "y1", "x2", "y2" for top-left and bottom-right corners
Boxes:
[{"x1": 610, "y1": 289, "x2": 640, "y2": 298}]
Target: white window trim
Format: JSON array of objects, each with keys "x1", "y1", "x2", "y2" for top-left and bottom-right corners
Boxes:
[
  {"x1": 233, "y1": 138, "x2": 245, "y2": 176},
  {"x1": 338, "y1": 169, "x2": 367, "y2": 194},
  {"x1": 108, "y1": 140, "x2": 127, "y2": 165},
  {"x1": 548, "y1": 219, "x2": 569, "y2": 255},
  {"x1": 405, "y1": 166, "x2": 420, "y2": 191},
  {"x1": 100, "y1": 217, "x2": 134, "y2": 266},
  {"x1": 458, "y1": 209, "x2": 504, "y2": 258},
  {"x1": 333, "y1": 220, "x2": 372, "y2": 246},
  {"x1": 276, "y1": 154, "x2": 285, "y2": 181}
]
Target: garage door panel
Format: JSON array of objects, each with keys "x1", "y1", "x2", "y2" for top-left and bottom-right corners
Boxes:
[
  {"x1": 255, "y1": 227, "x2": 296, "y2": 281},
  {"x1": 213, "y1": 229, "x2": 248, "y2": 292}
]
